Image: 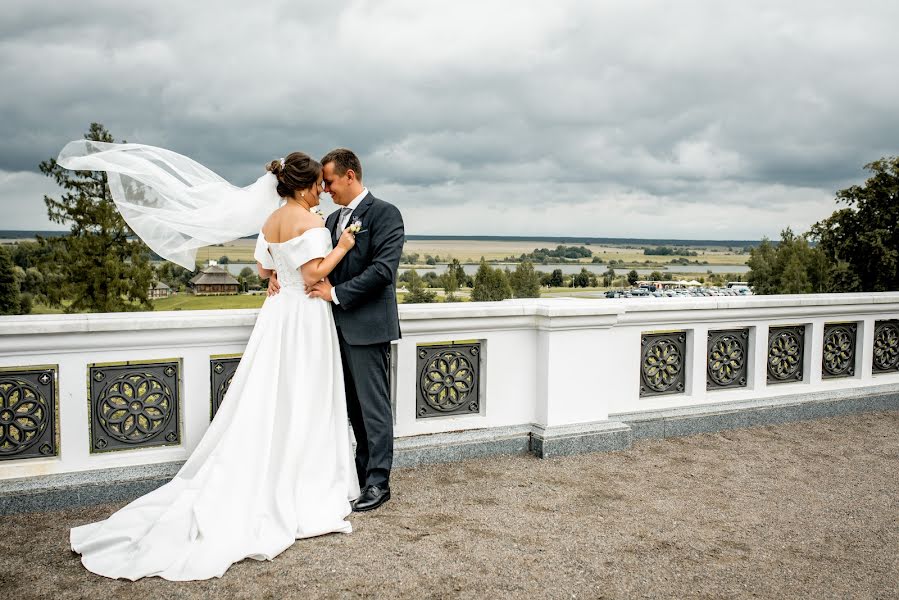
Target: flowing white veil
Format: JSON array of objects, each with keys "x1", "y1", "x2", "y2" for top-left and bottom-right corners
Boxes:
[{"x1": 57, "y1": 140, "x2": 282, "y2": 270}]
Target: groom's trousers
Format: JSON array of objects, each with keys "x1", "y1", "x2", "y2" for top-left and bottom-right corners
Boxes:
[{"x1": 337, "y1": 328, "x2": 393, "y2": 489}]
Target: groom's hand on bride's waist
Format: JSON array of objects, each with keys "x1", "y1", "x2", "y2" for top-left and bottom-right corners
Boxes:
[
  {"x1": 267, "y1": 273, "x2": 281, "y2": 296},
  {"x1": 306, "y1": 278, "x2": 333, "y2": 302}
]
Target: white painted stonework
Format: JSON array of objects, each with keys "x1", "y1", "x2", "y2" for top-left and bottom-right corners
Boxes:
[{"x1": 1, "y1": 293, "x2": 897, "y2": 480}]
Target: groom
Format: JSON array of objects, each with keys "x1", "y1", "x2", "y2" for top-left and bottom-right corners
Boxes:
[{"x1": 306, "y1": 148, "x2": 404, "y2": 512}]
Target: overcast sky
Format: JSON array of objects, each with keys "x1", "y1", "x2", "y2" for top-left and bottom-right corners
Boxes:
[{"x1": 2, "y1": 1, "x2": 897, "y2": 239}]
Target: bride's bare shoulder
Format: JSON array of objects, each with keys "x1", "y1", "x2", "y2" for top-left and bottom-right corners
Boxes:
[
  {"x1": 272, "y1": 207, "x2": 324, "y2": 242},
  {"x1": 260, "y1": 209, "x2": 281, "y2": 239}
]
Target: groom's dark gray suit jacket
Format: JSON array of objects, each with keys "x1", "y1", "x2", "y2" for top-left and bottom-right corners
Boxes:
[{"x1": 325, "y1": 192, "x2": 404, "y2": 345}]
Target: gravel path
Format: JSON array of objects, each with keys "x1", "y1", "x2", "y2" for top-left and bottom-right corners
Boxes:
[{"x1": 2, "y1": 412, "x2": 897, "y2": 599}]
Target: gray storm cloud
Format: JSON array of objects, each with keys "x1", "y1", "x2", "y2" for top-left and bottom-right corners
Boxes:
[{"x1": 1, "y1": 0, "x2": 897, "y2": 237}]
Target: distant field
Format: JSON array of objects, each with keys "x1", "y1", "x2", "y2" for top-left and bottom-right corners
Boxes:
[
  {"x1": 199, "y1": 238, "x2": 752, "y2": 266},
  {"x1": 403, "y1": 239, "x2": 749, "y2": 266},
  {"x1": 4, "y1": 234, "x2": 751, "y2": 267}
]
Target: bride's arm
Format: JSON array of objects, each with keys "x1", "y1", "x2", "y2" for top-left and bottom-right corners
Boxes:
[
  {"x1": 257, "y1": 263, "x2": 273, "y2": 278},
  {"x1": 299, "y1": 229, "x2": 355, "y2": 286}
]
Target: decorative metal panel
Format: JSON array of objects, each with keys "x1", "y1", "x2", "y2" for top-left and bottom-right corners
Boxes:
[
  {"x1": 767, "y1": 326, "x2": 805, "y2": 384},
  {"x1": 707, "y1": 329, "x2": 749, "y2": 390},
  {"x1": 88, "y1": 360, "x2": 180, "y2": 453},
  {"x1": 822, "y1": 323, "x2": 857, "y2": 379},
  {"x1": 872, "y1": 320, "x2": 899, "y2": 374},
  {"x1": 0, "y1": 366, "x2": 57, "y2": 461},
  {"x1": 640, "y1": 332, "x2": 686, "y2": 397},
  {"x1": 416, "y1": 342, "x2": 480, "y2": 418},
  {"x1": 210, "y1": 356, "x2": 241, "y2": 420}
]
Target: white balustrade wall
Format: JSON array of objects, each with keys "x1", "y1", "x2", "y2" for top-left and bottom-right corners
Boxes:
[{"x1": 1, "y1": 293, "x2": 898, "y2": 481}]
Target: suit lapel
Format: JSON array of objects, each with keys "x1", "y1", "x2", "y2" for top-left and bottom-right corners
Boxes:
[{"x1": 348, "y1": 192, "x2": 375, "y2": 226}]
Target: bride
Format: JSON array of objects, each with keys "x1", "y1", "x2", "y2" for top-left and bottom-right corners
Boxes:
[{"x1": 62, "y1": 147, "x2": 361, "y2": 581}]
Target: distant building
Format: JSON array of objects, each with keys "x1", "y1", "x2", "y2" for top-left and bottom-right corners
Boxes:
[
  {"x1": 148, "y1": 281, "x2": 172, "y2": 299},
  {"x1": 189, "y1": 265, "x2": 240, "y2": 295}
]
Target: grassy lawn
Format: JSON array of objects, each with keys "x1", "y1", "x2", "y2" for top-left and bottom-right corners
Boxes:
[{"x1": 152, "y1": 294, "x2": 267, "y2": 311}]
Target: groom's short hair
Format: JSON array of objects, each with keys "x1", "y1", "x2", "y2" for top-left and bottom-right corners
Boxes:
[{"x1": 321, "y1": 148, "x2": 363, "y2": 182}]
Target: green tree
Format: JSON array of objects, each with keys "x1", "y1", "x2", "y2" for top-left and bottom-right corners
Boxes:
[
  {"x1": 39, "y1": 123, "x2": 153, "y2": 312},
  {"x1": 627, "y1": 270, "x2": 639, "y2": 286},
  {"x1": 471, "y1": 259, "x2": 512, "y2": 301},
  {"x1": 810, "y1": 156, "x2": 899, "y2": 292},
  {"x1": 649, "y1": 270, "x2": 663, "y2": 281},
  {"x1": 238, "y1": 266, "x2": 261, "y2": 291},
  {"x1": 404, "y1": 268, "x2": 437, "y2": 303},
  {"x1": 547, "y1": 268, "x2": 564, "y2": 287},
  {"x1": 602, "y1": 267, "x2": 616, "y2": 287},
  {"x1": 747, "y1": 229, "x2": 830, "y2": 294},
  {"x1": 746, "y1": 238, "x2": 778, "y2": 294},
  {"x1": 443, "y1": 270, "x2": 459, "y2": 294},
  {"x1": 572, "y1": 267, "x2": 593, "y2": 288},
  {"x1": 155, "y1": 261, "x2": 194, "y2": 291},
  {"x1": 444, "y1": 259, "x2": 470, "y2": 288},
  {"x1": 0, "y1": 246, "x2": 23, "y2": 315},
  {"x1": 509, "y1": 261, "x2": 541, "y2": 298}
]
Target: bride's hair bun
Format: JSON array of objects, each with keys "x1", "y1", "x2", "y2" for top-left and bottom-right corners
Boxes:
[
  {"x1": 266, "y1": 159, "x2": 284, "y2": 177},
  {"x1": 266, "y1": 152, "x2": 321, "y2": 199}
]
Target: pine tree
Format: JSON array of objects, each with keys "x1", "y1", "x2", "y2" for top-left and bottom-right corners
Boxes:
[
  {"x1": 39, "y1": 123, "x2": 154, "y2": 312},
  {"x1": 471, "y1": 259, "x2": 512, "y2": 301},
  {"x1": 0, "y1": 246, "x2": 22, "y2": 315},
  {"x1": 509, "y1": 261, "x2": 541, "y2": 298},
  {"x1": 404, "y1": 269, "x2": 437, "y2": 303}
]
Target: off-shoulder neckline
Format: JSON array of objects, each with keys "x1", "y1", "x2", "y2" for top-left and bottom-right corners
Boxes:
[{"x1": 259, "y1": 227, "x2": 328, "y2": 245}]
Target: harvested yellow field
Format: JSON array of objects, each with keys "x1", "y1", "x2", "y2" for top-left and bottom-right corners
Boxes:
[{"x1": 203, "y1": 237, "x2": 749, "y2": 267}]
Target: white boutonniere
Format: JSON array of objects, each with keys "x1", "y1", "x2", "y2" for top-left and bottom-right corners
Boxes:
[
  {"x1": 347, "y1": 218, "x2": 366, "y2": 234},
  {"x1": 309, "y1": 206, "x2": 324, "y2": 218}
]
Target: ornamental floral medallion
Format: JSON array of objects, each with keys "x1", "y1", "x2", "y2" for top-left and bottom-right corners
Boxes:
[
  {"x1": 89, "y1": 361, "x2": 180, "y2": 452},
  {"x1": 417, "y1": 343, "x2": 480, "y2": 418},
  {"x1": 707, "y1": 329, "x2": 749, "y2": 389},
  {"x1": 873, "y1": 320, "x2": 899, "y2": 373},
  {"x1": 822, "y1": 323, "x2": 856, "y2": 378},
  {"x1": 767, "y1": 326, "x2": 805, "y2": 384},
  {"x1": 0, "y1": 367, "x2": 57, "y2": 461},
  {"x1": 210, "y1": 356, "x2": 241, "y2": 420},
  {"x1": 640, "y1": 332, "x2": 686, "y2": 397}
]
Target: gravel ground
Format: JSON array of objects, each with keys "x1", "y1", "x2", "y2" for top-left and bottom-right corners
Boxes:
[{"x1": 2, "y1": 412, "x2": 898, "y2": 599}]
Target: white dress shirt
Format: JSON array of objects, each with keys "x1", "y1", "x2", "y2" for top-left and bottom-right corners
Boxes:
[{"x1": 332, "y1": 187, "x2": 368, "y2": 306}]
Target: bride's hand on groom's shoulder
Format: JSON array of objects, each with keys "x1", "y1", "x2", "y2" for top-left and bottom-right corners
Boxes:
[{"x1": 267, "y1": 273, "x2": 280, "y2": 297}]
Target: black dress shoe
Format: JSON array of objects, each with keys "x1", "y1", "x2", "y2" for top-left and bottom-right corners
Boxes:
[{"x1": 353, "y1": 484, "x2": 390, "y2": 512}]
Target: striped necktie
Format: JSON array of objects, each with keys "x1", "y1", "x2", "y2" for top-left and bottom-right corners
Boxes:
[{"x1": 338, "y1": 207, "x2": 353, "y2": 232}]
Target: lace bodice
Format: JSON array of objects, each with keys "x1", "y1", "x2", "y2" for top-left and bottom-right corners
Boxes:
[{"x1": 254, "y1": 228, "x2": 333, "y2": 288}]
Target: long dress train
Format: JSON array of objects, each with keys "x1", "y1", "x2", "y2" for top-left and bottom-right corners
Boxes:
[{"x1": 70, "y1": 228, "x2": 360, "y2": 581}]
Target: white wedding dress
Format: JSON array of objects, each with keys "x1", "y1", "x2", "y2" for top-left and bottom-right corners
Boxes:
[{"x1": 71, "y1": 227, "x2": 360, "y2": 581}]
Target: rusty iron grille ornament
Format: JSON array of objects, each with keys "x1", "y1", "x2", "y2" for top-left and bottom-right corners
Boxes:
[
  {"x1": 416, "y1": 343, "x2": 480, "y2": 418},
  {"x1": 641, "y1": 332, "x2": 686, "y2": 396},
  {"x1": 707, "y1": 329, "x2": 749, "y2": 389}
]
